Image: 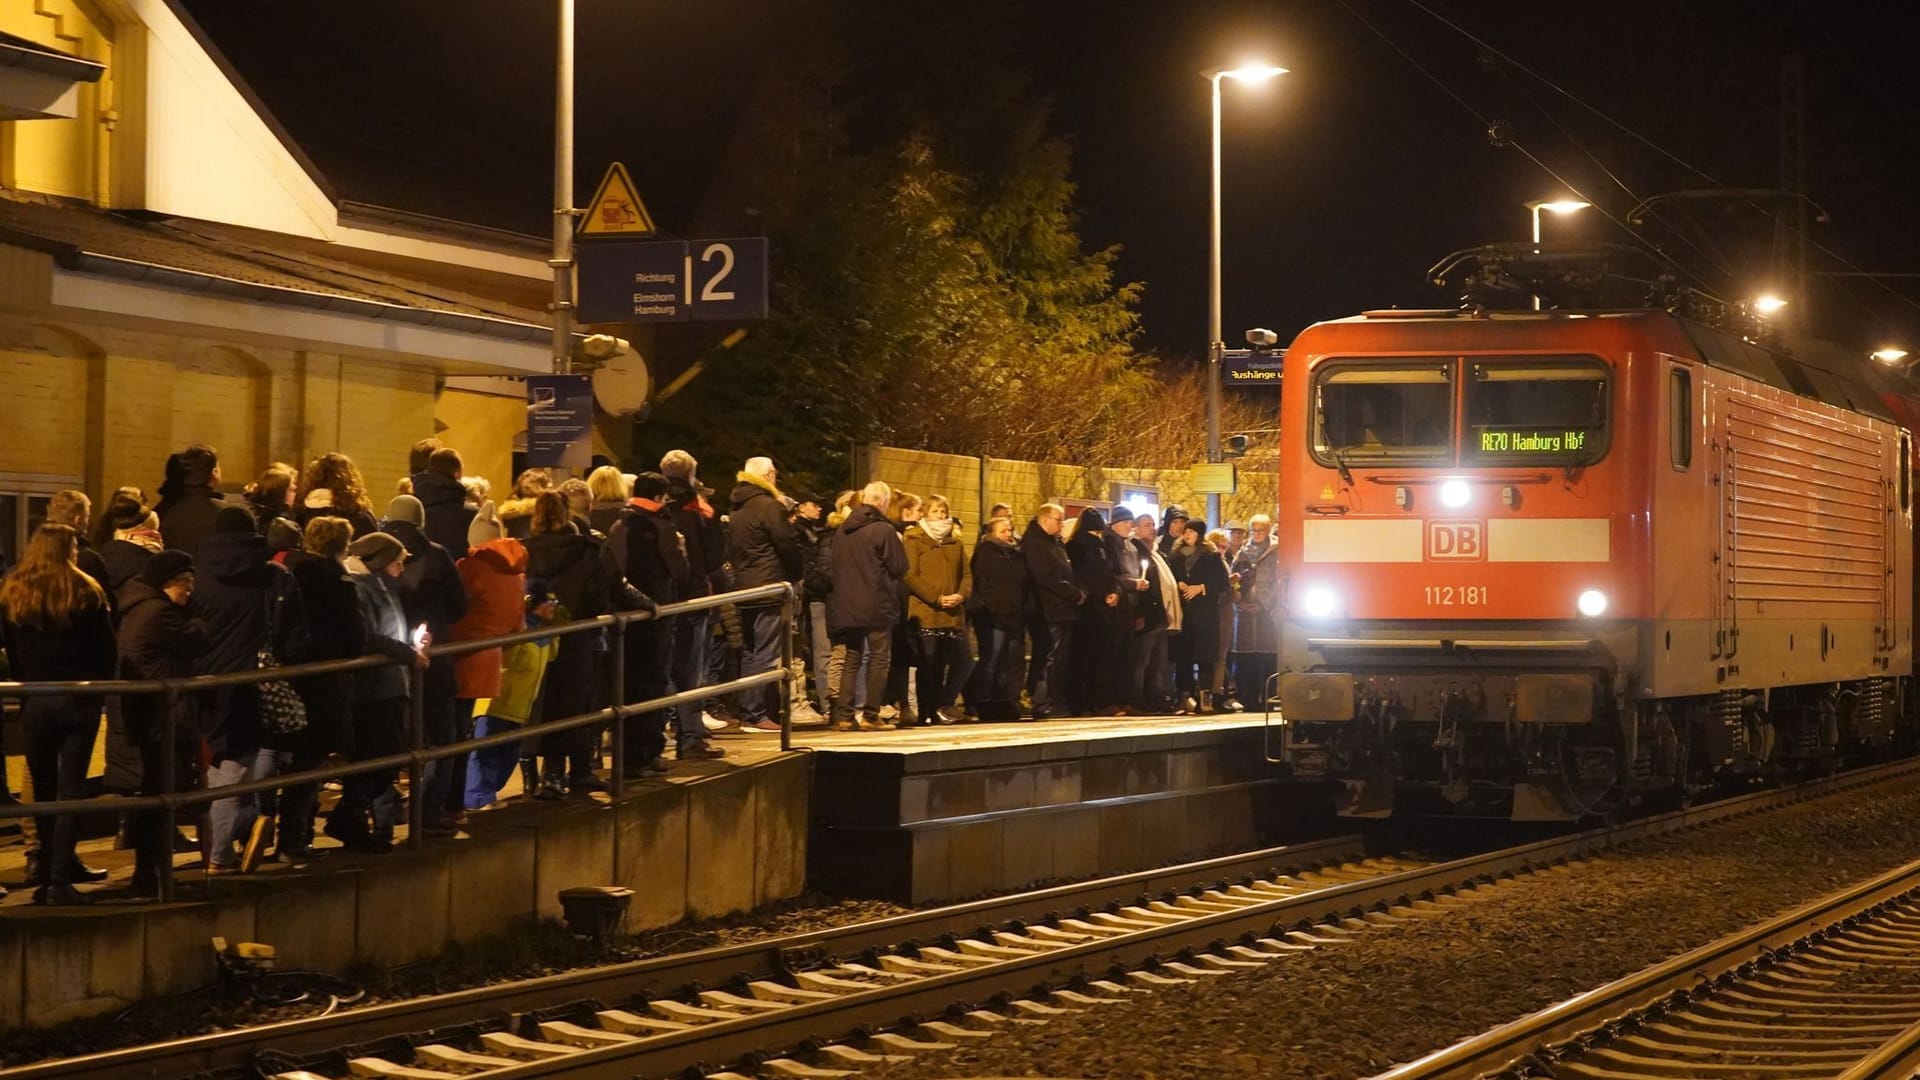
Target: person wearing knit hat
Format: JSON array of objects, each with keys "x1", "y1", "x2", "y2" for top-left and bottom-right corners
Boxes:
[
  {"x1": 348, "y1": 531, "x2": 407, "y2": 574},
  {"x1": 385, "y1": 494, "x2": 426, "y2": 528},
  {"x1": 1157, "y1": 503, "x2": 1190, "y2": 557},
  {"x1": 466, "y1": 500, "x2": 504, "y2": 548},
  {"x1": 213, "y1": 503, "x2": 257, "y2": 535},
  {"x1": 140, "y1": 549, "x2": 195, "y2": 590}
]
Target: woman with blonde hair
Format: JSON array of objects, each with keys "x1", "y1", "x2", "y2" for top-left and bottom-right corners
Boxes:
[
  {"x1": 243, "y1": 462, "x2": 299, "y2": 532},
  {"x1": 0, "y1": 525, "x2": 117, "y2": 903},
  {"x1": 585, "y1": 466, "x2": 631, "y2": 535},
  {"x1": 298, "y1": 452, "x2": 378, "y2": 538}
]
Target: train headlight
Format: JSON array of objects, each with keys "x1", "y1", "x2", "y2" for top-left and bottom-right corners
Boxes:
[
  {"x1": 1576, "y1": 589, "x2": 1608, "y2": 617},
  {"x1": 1301, "y1": 586, "x2": 1340, "y2": 619},
  {"x1": 1439, "y1": 479, "x2": 1472, "y2": 509}
]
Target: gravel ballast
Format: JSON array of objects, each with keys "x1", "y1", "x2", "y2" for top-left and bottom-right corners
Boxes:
[{"x1": 869, "y1": 775, "x2": 1920, "y2": 1080}]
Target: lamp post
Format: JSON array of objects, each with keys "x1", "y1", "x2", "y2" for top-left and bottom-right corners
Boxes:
[
  {"x1": 1205, "y1": 62, "x2": 1286, "y2": 526},
  {"x1": 551, "y1": 0, "x2": 576, "y2": 374},
  {"x1": 1525, "y1": 198, "x2": 1589, "y2": 311}
]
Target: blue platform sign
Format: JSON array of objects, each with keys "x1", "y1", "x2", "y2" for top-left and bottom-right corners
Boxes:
[
  {"x1": 575, "y1": 237, "x2": 768, "y2": 324},
  {"x1": 1222, "y1": 348, "x2": 1284, "y2": 389},
  {"x1": 526, "y1": 374, "x2": 593, "y2": 468}
]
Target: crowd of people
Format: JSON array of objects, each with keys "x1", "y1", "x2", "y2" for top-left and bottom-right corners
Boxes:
[{"x1": 0, "y1": 437, "x2": 1280, "y2": 906}]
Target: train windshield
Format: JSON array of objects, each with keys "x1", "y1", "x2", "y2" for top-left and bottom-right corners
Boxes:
[
  {"x1": 1464, "y1": 358, "x2": 1610, "y2": 464},
  {"x1": 1312, "y1": 362, "x2": 1454, "y2": 465}
]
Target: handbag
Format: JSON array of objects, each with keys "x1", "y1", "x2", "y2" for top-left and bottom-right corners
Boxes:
[{"x1": 256, "y1": 587, "x2": 308, "y2": 736}]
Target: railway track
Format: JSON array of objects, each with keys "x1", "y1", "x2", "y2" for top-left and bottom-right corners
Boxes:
[
  {"x1": 1373, "y1": 844, "x2": 1920, "y2": 1080},
  {"x1": 12, "y1": 758, "x2": 1920, "y2": 1080}
]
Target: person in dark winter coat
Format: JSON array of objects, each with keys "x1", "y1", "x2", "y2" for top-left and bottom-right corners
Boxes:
[
  {"x1": 334, "y1": 531, "x2": 425, "y2": 851},
  {"x1": 192, "y1": 505, "x2": 308, "y2": 872},
  {"x1": 901, "y1": 495, "x2": 972, "y2": 725},
  {"x1": 604, "y1": 472, "x2": 704, "y2": 771},
  {"x1": 586, "y1": 466, "x2": 631, "y2": 536},
  {"x1": 279, "y1": 517, "x2": 365, "y2": 858},
  {"x1": 381, "y1": 494, "x2": 470, "y2": 832},
  {"x1": 826, "y1": 482, "x2": 908, "y2": 730},
  {"x1": 1064, "y1": 507, "x2": 1119, "y2": 715},
  {"x1": 0, "y1": 525, "x2": 118, "y2": 903},
  {"x1": 412, "y1": 447, "x2": 477, "y2": 560},
  {"x1": 660, "y1": 450, "x2": 728, "y2": 745},
  {"x1": 1229, "y1": 513, "x2": 1279, "y2": 711},
  {"x1": 158, "y1": 444, "x2": 226, "y2": 554},
  {"x1": 97, "y1": 494, "x2": 162, "y2": 601},
  {"x1": 1179, "y1": 524, "x2": 1234, "y2": 713},
  {"x1": 1022, "y1": 504, "x2": 1082, "y2": 718},
  {"x1": 967, "y1": 515, "x2": 1026, "y2": 722},
  {"x1": 726, "y1": 457, "x2": 801, "y2": 732},
  {"x1": 117, "y1": 550, "x2": 211, "y2": 894},
  {"x1": 523, "y1": 492, "x2": 647, "y2": 795}
]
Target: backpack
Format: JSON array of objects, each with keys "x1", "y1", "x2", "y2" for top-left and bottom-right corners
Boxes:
[{"x1": 621, "y1": 506, "x2": 691, "y2": 604}]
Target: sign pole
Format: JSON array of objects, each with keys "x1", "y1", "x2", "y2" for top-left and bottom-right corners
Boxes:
[{"x1": 550, "y1": 0, "x2": 576, "y2": 375}]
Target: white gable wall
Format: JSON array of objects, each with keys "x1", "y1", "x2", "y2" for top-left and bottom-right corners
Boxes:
[{"x1": 128, "y1": 0, "x2": 337, "y2": 239}]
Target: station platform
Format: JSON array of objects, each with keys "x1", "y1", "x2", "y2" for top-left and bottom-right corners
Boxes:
[
  {"x1": 0, "y1": 743, "x2": 808, "y2": 1030},
  {"x1": 799, "y1": 713, "x2": 1310, "y2": 903}
]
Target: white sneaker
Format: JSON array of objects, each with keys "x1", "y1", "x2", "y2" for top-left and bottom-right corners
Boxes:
[
  {"x1": 790, "y1": 702, "x2": 829, "y2": 728},
  {"x1": 701, "y1": 712, "x2": 729, "y2": 732},
  {"x1": 877, "y1": 704, "x2": 900, "y2": 722}
]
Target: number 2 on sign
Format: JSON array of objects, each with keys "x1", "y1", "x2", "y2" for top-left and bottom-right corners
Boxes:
[
  {"x1": 683, "y1": 243, "x2": 739, "y2": 305},
  {"x1": 1424, "y1": 585, "x2": 1488, "y2": 606}
]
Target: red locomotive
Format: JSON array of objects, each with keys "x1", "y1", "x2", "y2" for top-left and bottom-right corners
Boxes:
[{"x1": 1271, "y1": 306, "x2": 1915, "y2": 820}]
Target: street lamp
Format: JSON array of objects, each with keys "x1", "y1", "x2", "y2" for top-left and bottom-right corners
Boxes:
[
  {"x1": 1872, "y1": 347, "x2": 1909, "y2": 365},
  {"x1": 1205, "y1": 62, "x2": 1287, "y2": 526},
  {"x1": 1752, "y1": 294, "x2": 1789, "y2": 316},
  {"x1": 1525, "y1": 198, "x2": 1589, "y2": 311}
]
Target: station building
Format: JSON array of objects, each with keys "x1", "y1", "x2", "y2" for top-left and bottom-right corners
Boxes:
[{"x1": 0, "y1": 0, "x2": 642, "y2": 564}]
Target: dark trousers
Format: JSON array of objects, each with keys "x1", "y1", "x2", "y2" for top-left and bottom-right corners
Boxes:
[
  {"x1": 1133, "y1": 628, "x2": 1171, "y2": 712},
  {"x1": 1030, "y1": 621, "x2": 1074, "y2": 715},
  {"x1": 22, "y1": 696, "x2": 100, "y2": 884},
  {"x1": 830, "y1": 628, "x2": 891, "y2": 725},
  {"x1": 336, "y1": 698, "x2": 405, "y2": 839},
  {"x1": 737, "y1": 606, "x2": 784, "y2": 723},
  {"x1": 132, "y1": 731, "x2": 199, "y2": 885},
  {"x1": 444, "y1": 698, "x2": 477, "y2": 817},
  {"x1": 973, "y1": 619, "x2": 1022, "y2": 718},
  {"x1": 278, "y1": 749, "x2": 321, "y2": 850},
  {"x1": 885, "y1": 623, "x2": 916, "y2": 709},
  {"x1": 1170, "y1": 630, "x2": 1195, "y2": 696},
  {"x1": 418, "y1": 692, "x2": 459, "y2": 825},
  {"x1": 1233, "y1": 651, "x2": 1276, "y2": 709},
  {"x1": 669, "y1": 611, "x2": 710, "y2": 751},
  {"x1": 916, "y1": 630, "x2": 974, "y2": 720},
  {"x1": 623, "y1": 618, "x2": 673, "y2": 770}
]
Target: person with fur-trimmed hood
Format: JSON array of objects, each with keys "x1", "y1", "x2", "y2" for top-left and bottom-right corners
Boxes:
[{"x1": 726, "y1": 456, "x2": 802, "y2": 732}]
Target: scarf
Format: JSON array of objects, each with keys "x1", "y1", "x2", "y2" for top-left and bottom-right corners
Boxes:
[
  {"x1": 113, "y1": 527, "x2": 166, "y2": 553},
  {"x1": 1144, "y1": 544, "x2": 1184, "y2": 633},
  {"x1": 919, "y1": 517, "x2": 955, "y2": 542}
]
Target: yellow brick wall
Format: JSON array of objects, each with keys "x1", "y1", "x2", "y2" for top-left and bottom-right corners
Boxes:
[
  {"x1": 337, "y1": 359, "x2": 437, "y2": 497},
  {"x1": 862, "y1": 444, "x2": 1282, "y2": 542},
  {"x1": 93, "y1": 355, "x2": 181, "y2": 496},
  {"x1": 0, "y1": 0, "x2": 112, "y2": 204},
  {"x1": 0, "y1": 351, "x2": 86, "y2": 475},
  {"x1": 436, "y1": 388, "x2": 523, "y2": 496}
]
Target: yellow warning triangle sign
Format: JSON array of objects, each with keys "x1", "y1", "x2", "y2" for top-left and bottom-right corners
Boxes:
[{"x1": 578, "y1": 162, "x2": 657, "y2": 237}]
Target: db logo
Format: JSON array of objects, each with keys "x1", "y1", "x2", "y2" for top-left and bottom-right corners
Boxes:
[{"x1": 1426, "y1": 521, "x2": 1484, "y2": 561}]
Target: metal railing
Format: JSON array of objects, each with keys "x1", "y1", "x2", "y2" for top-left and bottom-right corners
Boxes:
[{"x1": 0, "y1": 582, "x2": 799, "y2": 902}]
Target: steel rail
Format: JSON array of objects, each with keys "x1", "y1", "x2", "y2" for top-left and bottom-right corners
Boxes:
[
  {"x1": 26, "y1": 756, "x2": 1914, "y2": 1080},
  {"x1": 0, "y1": 835, "x2": 1371, "y2": 1080},
  {"x1": 1373, "y1": 772, "x2": 1920, "y2": 1079}
]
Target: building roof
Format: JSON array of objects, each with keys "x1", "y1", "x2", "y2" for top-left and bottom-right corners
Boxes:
[
  {"x1": 0, "y1": 191, "x2": 555, "y2": 342},
  {"x1": 0, "y1": 30, "x2": 104, "y2": 83}
]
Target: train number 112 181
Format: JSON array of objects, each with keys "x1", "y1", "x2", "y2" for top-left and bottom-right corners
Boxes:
[{"x1": 1424, "y1": 585, "x2": 1488, "y2": 606}]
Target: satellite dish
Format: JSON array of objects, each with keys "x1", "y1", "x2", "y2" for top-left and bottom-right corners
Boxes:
[{"x1": 592, "y1": 345, "x2": 652, "y2": 417}]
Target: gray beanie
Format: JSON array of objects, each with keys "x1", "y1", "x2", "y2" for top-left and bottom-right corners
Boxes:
[
  {"x1": 348, "y1": 531, "x2": 407, "y2": 572},
  {"x1": 385, "y1": 494, "x2": 426, "y2": 528},
  {"x1": 467, "y1": 500, "x2": 504, "y2": 547}
]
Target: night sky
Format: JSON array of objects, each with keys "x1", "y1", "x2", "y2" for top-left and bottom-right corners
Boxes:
[{"x1": 178, "y1": 0, "x2": 1920, "y2": 357}]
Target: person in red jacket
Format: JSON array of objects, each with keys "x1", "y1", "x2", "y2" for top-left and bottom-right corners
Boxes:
[{"x1": 445, "y1": 502, "x2": 526, "y2": 824}]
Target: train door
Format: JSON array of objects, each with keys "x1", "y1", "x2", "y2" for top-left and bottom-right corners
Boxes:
[{"x1": 1710, "y1": 387, "x2": 1738, "y2": 665}]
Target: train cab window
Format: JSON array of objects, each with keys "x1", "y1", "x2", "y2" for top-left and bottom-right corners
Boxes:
[
  {"x1": 1670, "y1": 368, "x2": 1692, "y2": 469},
  {"x1": 1311, "y1": 362, "x2": 1454, "y2": 466},
  {"x1": 1462, "y1": 357, "x2": 1610, "y2": 465}
]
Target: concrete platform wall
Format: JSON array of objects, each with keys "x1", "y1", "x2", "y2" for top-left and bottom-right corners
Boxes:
[{"x1": 0, "y1": 753, "x2": 809, "y2": 1031}]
